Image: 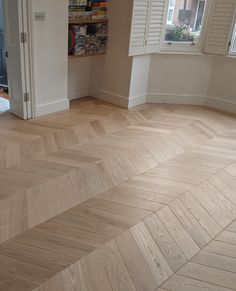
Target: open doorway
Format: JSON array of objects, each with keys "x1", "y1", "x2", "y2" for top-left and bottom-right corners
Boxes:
[
  {"x1": 0, "y1": 0, "x2": 33, "y2": 119},
  {"x1": 0, "y1": 0, "x2": 9, "y2": 113}
]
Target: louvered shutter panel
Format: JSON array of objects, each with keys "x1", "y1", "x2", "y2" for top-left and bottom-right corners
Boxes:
[
  {"x1": 129, "y1": 0, "x2": 150, "y2": 55},
  {"x1": 204, "y1": 0, "x2": 236, "y2": 55},
  {"x1": 146, "y1": 0, "x2": 166, "y2": 53}
]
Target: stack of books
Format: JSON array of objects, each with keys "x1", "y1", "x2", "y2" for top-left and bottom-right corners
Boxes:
[
  {"x1": 69, "y1": 23, "x2": 108, "y2": 56},
  {"x1": 68, "y1": 0, "x2": 107, "y2": 21},
  {"x1": 69, "y1": 1, "x2": 91, "y2": 20},
  {"x1": 91, "y1": 1, "x2": 107, "y2": 20}
]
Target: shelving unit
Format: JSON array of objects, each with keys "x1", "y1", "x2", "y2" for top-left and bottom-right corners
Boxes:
[
  {"x1": 68, "y1": 0, "x2": 108, "y2": 59},
  {"x1": 69, "y1": 19, "x2": 108, "y2": 25},
  {"x1": 68, "y1": 52, "x2": 106, "y2": 59}
]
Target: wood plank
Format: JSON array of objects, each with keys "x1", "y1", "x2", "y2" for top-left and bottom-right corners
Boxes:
[
  {"x1": 131, "y1": 222, "x2": 173, "y2": 286},
  {"x1": 192, "y1": 250, "x2": 236, "y2": 273},
  {"x1": 0, "y1": 271, "x2": 36, "y2": 291},
  {"x1": 190, "y1": 187, "x2": 232, "y2": 228},
  {"x1": 51, "y1": 211, "x2": 125, "y2": 238},
  {"x1": 80, "y1": 199, "x2": 152, "y2": 221},
  {"x1": 205, "y1": 240, "x2": 236, "y2": 258},
  {"x1": 0, "y1": 240, "x2": 74, "y2": 273},
  {"x1": 14, "y1": 230, "x2": 94, "y2": 259},
  {"x1": 157, "y1": 207, "x2": 200, "y2": 260},
  {"x1": 99, "y1": 240, "x2": 136, "y2": 291},
  {"x1": 34, "y1": 261, "x2": 89, "y2": 291},
  {"x1": 81, "y1": 250, "x2": 112, "y2": 291},
  {"x1": 112, "y1": 184, "x2": 176, "y2": 204},
  {"x1": 200, "y1": 181, "x2": 236, "y2": 219},
  {"x1": 179, "y1": 192, "x2": 222, "y2": 238},
  {"x1": 0, "y1": 253, "x2": 54, "y2": 285},
  {"x1": 34, "y1": 221, "x2": 110, "y2": 249},
  {"x1": 216, "y1": 230, "x2": 236, "y2": 245},
  {"x1": 144, "y1": 213, "x2": 187, "y2": 272},
  {"x1": 227, "y1": 221, "x2": 236, "y2": 233},
  {"x1": 162, "y1": 274, "x2": 232, "y2": 291},
  {"x1": 169, "y1": 199, "x2": 211, "y2": 248},
  {"x1": 115, "y1": 230, "x2": 158, "y2": 291},
  {"x1": 177, "y1": 262, "x2": 236, "y2": 290},
  {"x1": 97, "y1": 191, "x2": 163, "y2": 212}
]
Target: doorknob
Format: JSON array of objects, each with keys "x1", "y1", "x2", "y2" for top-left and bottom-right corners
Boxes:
[{"x1": 5, "y1": 51, "x2": 8, "y2": 58}]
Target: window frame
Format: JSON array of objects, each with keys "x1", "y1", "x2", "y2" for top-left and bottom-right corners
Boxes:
[
  {"x1": 160, "y1": 0, "x2": 210, "y2": 53},
  {"x1": 167, "y1": 0, "x2": 176, "y2": 24},
  {"x1": 229, "y1": 18, "x2": 236, "y2": 56}
]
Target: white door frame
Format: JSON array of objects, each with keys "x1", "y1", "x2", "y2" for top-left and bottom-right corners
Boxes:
[
  {"x1": 4, "y1": 0, "x2": 35, "y2": 119},
  {"x1": 24, "y1": 0, "x2": 36, "y2": 118}
]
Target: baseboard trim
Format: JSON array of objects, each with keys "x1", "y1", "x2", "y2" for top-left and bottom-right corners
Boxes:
[
  {"x1": 205, "y1": 96, "x2": 236, "y2": 114},
  {"x1": 68, "y1": 87, "x2": 90, "y2": 100},
  {"x1": 128, "y1": 94, "x2": 147, "y2": 108},
  {"x1": 90, "y1": 88, "x2": 129, "y2": 108},
  {"x1": 35, "y1": 99, "x2": 70, "y2": 117},
  {"x1": 146, "y1": 93, "x2": 206, "y2": 105}
]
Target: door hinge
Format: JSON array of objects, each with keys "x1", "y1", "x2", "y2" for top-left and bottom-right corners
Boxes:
[
  {"x1": 20, "y1": 32, "x2": 27, "y2": 43},
  {"x1": 24, "y1": 93, "x2": 30, "y2": 102}
]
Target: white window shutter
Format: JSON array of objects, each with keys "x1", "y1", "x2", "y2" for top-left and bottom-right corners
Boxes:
[
  {"x1": 204, "y1": 0, "x2": 236, "y2": 55},
  {"x1": 129, "y1": 0, "x2": 166, "y2": 56},
  {"x1": 146, "y1": 0, "x2": 166, "y2": 53},
  {"x1": 129, "y1": 0, "x2": 150, "y2": 56}
]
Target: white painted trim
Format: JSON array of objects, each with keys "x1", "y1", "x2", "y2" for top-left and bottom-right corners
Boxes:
[
  {"x1": 128, "y1": 94, "x2": 147, "y2": 108},
  {"x1": 68, "y1": 86, "x2": 90, "y2": 100},
  {"x1": 205, "y1": 96, "x2": 236, "y2": 114},
  {"x1": 26, "y1": 0, "x2": 36, "y2": 118},
  {"x1": 146, "y1": 93, "x2": 206, "y2": 105},
  {"x1": 35, "y1": 99, "x2": 70, "y2": 117},
  {"x1": 91, "y1": 88, "x2": 129, "y2": 108}
]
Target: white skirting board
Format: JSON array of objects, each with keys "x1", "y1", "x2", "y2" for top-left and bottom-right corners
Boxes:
[
  {"x1": 205, "y1": 96, "x2": 236, "y2": 114},
  {"x1": 68, "y1": 87, "x2": 90, "y2": 100},
  {"x1": 35, "y1": 99, "x2": 70, "y2": 117},
  {"x1": 90, "y1": 88, "x2": 129, "y2": 108},
  {"x1": 128, "y1": 94, "x2": 147, "y2": 108},
  {"x1": 146, "y1": 93, "x2": 206, "y2": 106}
]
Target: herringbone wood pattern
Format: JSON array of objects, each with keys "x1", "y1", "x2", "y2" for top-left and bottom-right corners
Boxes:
[{"x1": 1, "y1": 98, "x2": 236, "y2": 291}]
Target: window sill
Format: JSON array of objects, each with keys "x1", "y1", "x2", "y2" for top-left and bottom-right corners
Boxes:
[
  {"x1": 226, "y1": 54, "x2": 236, "y2": 59},
  {"x1": 157, "y1": 50, "x2": 205, "y2": 56}
]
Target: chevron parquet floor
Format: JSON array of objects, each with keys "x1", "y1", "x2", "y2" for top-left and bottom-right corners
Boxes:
[{"x1": 1, "y1": 98, "x2": 236, "y2": 290}]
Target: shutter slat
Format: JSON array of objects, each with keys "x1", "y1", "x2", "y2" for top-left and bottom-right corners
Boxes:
[
  {"x1": 129, "y1": 0, "x2": 149, "y2": 55},
  {"x1": 146, "y1": 0, "x2": 165, "y2": 51},
  {"x1": 204, "y1": 0, "x2": 236, "y2": 55},
  {"x1": 129, "y1": 0, "x2": 166, "y2": 56}
]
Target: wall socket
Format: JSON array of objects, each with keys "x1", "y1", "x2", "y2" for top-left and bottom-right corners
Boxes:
[{"x1": 34, "y1": 12, "x2": 46, "y2": 21}]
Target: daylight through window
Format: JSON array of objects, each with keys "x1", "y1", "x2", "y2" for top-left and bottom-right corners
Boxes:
[
  {"x1": 165, "y1": 0, "x2": 206, "y2": 43},
  {"x1": 229, "y1": 21, "x2": 236, "y2": 55}
]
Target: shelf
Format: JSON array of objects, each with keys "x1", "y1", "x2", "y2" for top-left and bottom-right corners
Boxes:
[
  {"x1": 68, "y1": 52, "x2": 106, "y2": 59},
  {"x1": 69, "y1": 19, "x2": 108, "y2": 25}
]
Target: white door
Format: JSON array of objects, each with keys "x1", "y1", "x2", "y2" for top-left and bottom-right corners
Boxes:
[{"x1": 3, "y1": 0, "x2": 31, "y2": 119}]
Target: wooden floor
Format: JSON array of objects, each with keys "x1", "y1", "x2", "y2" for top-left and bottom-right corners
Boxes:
[
  {"x1": 1, "y1": 98, "x2": 236, "y2": 291},
  {"x1": 0, "y1": 89, "x2": 10, "y2": 100}
]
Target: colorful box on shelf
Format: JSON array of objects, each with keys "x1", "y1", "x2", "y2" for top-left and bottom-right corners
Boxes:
[
  {"x1": 68, "y1": 23, "x2": 108, "y2": 57},
  {"x1": 68, "y1": 0, "x2": 108, "y2": 57},
  {"x1": 69, "y1": 0, "x2": 88, "y2": 6}
]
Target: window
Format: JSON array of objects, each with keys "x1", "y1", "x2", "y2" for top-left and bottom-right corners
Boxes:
[
  {"x1": 167, "y1": 0, "x2": 176, "y2": 24},
  {"x1": 163, "y1": 0, "x2": 207, "y2": 50},
  {"x1": 229, "y1": 20, "x2": 236, "y2": 55},
  {"x1": 129, "y1": 0, "x2": 236, "y2": 56}
]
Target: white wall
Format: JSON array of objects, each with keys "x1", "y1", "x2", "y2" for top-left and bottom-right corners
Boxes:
[
  {"x1": 68, "y1": 58, "x2": 92, "y2": 100},
  {"x1": 207, "y1": 56, "x2": 236, "y2": 113},
  {"x1": 90, "y1": 0, "x2": 134, "y2": 107},
  {"x1": 29, "y1": 1, "x2": 236, "y2": 116},
  {"x1": 31, "y1": 0, "x2": 69, "y2": 116},
  {"x1": 129, "y1": 55, "x2": 151, "y2": 107},
  {"x1": 147, "y1": 53, "x2": 214, "y2": 105}
]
